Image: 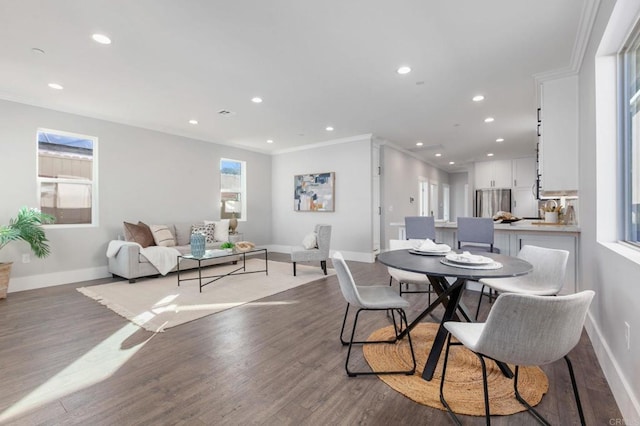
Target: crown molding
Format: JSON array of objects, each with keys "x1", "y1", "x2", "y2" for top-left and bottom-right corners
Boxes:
[
  {"x1": 534, "y1": 0, "x2": 601, "y2": 83},
  {"x1": 270, "y1": 134, "x2": 373, "y2": 155}
]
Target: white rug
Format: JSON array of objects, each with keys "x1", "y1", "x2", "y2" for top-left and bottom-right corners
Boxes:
[{"x1": 77, "y1": 259, "x2": 334, "y2": 332}]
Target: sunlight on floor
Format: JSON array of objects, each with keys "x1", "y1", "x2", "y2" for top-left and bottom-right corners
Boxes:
[{"x1": 0, "y1": 323, "x2": 153, "y2": 423}]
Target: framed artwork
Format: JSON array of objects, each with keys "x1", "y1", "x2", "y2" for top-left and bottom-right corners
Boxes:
[{"x1": 294, "y1": 172, "x2": 335, "y2": 212}]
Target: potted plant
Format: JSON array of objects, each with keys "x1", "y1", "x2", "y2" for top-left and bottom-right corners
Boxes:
[{"x1": 0, "y1": 207, "x2": 55, "y2": 298}]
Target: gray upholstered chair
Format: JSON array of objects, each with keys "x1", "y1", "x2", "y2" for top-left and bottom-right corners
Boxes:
[
  {"x1": 457, "y1": 217, "x2": 500, "y2": 312},
  {"x1": 405, "y1": 216, "x2": 436, "y2": 240},
  {"x1": 387, "y1": 239, "x2": 433, "y2": 302},
  {"x1": 440, "y1": 291, "x2": 594, "y2": 425},
  {"x1": 290, "y1": 224, "x2": 332, "y2": 276},
  {"x1": 457, "y1": 217, "x2": 499, "y2": 253},
  {"x1": 332, "y1": 251, "x2": 416, "y2": 377},
  {"x1": 475, "y1": 245, "x2": 570, "y2": 320}
]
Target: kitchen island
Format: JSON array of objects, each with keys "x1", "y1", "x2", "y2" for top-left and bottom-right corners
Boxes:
[{"x1": 390, "y1": 220, "x2": 580, "y2": 294}]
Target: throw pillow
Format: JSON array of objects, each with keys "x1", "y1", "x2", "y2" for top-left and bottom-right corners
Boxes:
[
  {"x1": 149, "y1": 224, "x2": 176, "y2": 247},
  {"x1": 302, "y1": 232, "x2": 317, "y2": 249},
  {"x1": 205, "y1": 219, "x2": 230, "y2": 242},
  {"x1": 191, "y1": 223, "x2": 216, "y2": 244},
  {"x1": 123, "y1": 221, "x2": 155, "y2": 248},
  {"x1": 137, "y1": 221, "x2": 156, "y2": 246}
]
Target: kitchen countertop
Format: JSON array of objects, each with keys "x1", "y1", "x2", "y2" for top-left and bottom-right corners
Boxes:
[{"x1": 390, "y1": 220, "x2": 580, "y2": 233}]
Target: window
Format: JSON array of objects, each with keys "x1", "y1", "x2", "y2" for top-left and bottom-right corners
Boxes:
[
  {"x1": 623, "y1": 27, "x2": 640, "y2": 245},
  {"x1": 37, "y1": 129, "x2": 98, "y2": 225},
  {"x1": 220, "y1": 158, "x2": 246, "y2": 220}
]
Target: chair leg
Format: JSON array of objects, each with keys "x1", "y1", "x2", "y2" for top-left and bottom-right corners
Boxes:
[
  {"x1": 321, "y1": 260, "x2": 327, "y2": 275},
  {"x1": 293, "y1": 262, "x2": 297, "y2": 276},
  {"x1": 565, "y1": 356, "x2": 587, "y2": 426},
  {"x1": 441, "y1": 338, "x2": 492, "y2": 425},
  {"x1": 339, "y1": 303, "x2": 351, "y2": 345},
  {"x1": 440, "y1": 334, "x2": 463, "y2": 426},
  {"x1": 344, "y1": 307, "x2": 416, "y2": 377},
  {"x1": 478, "y1": 355, "x2": 491, "y2": 425},
  {"x1": 513, "y1": 365, "x2": 551, "y2": 426},
  {"x1": 475, "y1": 284, "x2": 486, "y2": 321}
]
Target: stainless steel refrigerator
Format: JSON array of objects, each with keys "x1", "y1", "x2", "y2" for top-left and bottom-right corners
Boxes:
[{"x1": 475, "y1": 189, "x2": 512, "y2": 218}]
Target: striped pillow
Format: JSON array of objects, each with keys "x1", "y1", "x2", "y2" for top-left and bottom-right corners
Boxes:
[{"x1": 149, "y1": 224, "x2": 176, "y2": 247}]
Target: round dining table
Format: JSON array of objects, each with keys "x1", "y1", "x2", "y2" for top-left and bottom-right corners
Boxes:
[{"x1": 377, "y1": 249, "x2": 532, "y2": 381}]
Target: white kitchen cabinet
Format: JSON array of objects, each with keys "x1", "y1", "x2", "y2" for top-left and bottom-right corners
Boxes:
[
  {"x1": 475, "y1": 160, "x2": 512, "y2": 189},
  {"x1": 512, "y1": 157, "x2": 536, "y2": 189},
  {"x1": 512, "y1": 187, "x2": 539, "y2": 218},
  {"x1": 539, "y1": 75, "x2": 578, "y2": 192}
]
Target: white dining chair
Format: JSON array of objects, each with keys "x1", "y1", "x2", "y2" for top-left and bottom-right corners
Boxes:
[
  {"x1": 333, "y1": 251, "x2": 416, "y2": 377},
  {"x1": 475, "y1": 245, "x2": 569, "y2": 320},
  {"x1": 440, "y1": 291, "x2": 594, "y2": 425},
  {"x1": 387, "y1": 239, "x2": 433, "y2": 302}
]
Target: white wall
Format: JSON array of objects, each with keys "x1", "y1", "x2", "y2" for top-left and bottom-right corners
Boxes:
[
  {"x1": 270, "y1": 135, "x2": 374, "y2": 262},
  {"x1": 380, "y1": 145, "x2": 450, "y2": 247},
  {"x1": 580, "y1": 0, "x2": 640, "y2": 423},
  {"x1": 0, "y1": 99, "x2": 272, "y2": 291},
  {"x1": 449, "y1": 172, "x2": 469, "y2": 221}
]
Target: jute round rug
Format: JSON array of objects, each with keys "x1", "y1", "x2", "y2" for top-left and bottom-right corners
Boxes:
[{"x1": 363, "y1": 323, "x2": 549, "y2": 416}]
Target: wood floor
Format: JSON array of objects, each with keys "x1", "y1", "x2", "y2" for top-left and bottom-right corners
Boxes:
[{"x1": 0, "y1": 253, "x2": 622, "y2": 425}]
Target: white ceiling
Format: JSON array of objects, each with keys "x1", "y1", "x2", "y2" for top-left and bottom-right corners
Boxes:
[{"x1": 0, "y1": 1, "x2": 587, "y2": 171}]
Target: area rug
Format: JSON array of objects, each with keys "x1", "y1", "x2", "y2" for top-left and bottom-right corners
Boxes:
[
  {"x1": 363, "y1": 323, "x2": 549, "y2": 416},
  {"x1": 77, "y1": 259, "x2": 334, "y2": 332}
]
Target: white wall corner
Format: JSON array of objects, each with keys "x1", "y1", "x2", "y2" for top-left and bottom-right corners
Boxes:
[{"x1": 585, "y1": 312, "x2": 640, "y2": 424}]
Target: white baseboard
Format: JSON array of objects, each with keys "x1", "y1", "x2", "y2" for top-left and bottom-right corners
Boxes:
[
  {"x1": 8, "y1": 266, "x2": 110, "y2": 293},
  {"x1": 265, "y1": 245, "x2": 375, "y2": 263},
  {"x1": 585, "y1": 312, "x2": 640, "y2": 424}
]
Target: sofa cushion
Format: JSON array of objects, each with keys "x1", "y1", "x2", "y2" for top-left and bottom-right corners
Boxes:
[
  {"x1": 191, "y1": 223, "x2": 216, "y2": 243},
  {"x1": 205, "y1": 219, "x2": 230, "y2": 242},
  {"x1": 123, "y1": 221, "x2": 155, "y2": 248},
  {"x1": 149, "y1": 224, "x2": 176, "y2": 247},
  {"x1": 174, "y1": 222, "x2": 199, "y2": 246}
]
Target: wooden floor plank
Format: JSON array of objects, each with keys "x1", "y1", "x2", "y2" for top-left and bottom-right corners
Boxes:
[{"x1": 0, "y1": 253, "x2": 622, "y2": 425}]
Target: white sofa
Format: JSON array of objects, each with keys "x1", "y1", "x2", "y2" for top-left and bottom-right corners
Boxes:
[{"x1": 108, "y1": 221, "x2": 239, "y2": 283}]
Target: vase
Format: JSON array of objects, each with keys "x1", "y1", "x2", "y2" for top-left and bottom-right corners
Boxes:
[
  {"x1": 229, "y1": 214, "x2": 238, "y2": 234},
  {"x1": 190, "y1": 233, "x2": 206, "y2": 257}
]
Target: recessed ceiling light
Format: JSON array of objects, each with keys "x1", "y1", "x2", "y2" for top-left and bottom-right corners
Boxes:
[
  {"x1": 92, "y1": 34, "x2": 112, "y2": 45},
  {"x1": 416, "y1": 142, "x2": 424, "y2": 147},
  {"x1": 496, "y1": 138, "x2": 504, "y2": 142},
  {"x1": 326, "y1": 126, "x2": 334, "y2": 131},
  {"x1": 48, "y1": 83, "x2": 63, "y2": 90},
  {"x1": 472, "y1": 95, "x2": 485, "y2": 102},
  {"x1": 267, "y1": 139, "x2": 274, "y2": 144},
  {"x1": 449, "y1": 161, "x2": 455, "y2": 165},
  {"x1": 487, "y1": 153, "x2": 494, "y2": 157},
  {"x1": 435, "y1": 153, "x2": 442, "y2": 157},
  {"x1": 251, "y1": 97, "x2": 263, "y2": 103},
  {"x1": 397, "y1": 66, "x2": 411, "y2": 75},
  {"x1": 188, "y1": 119, "x2": 198, "y2": 125},
  {"x1": 484, "y1": 117, "x2": 495, "y2": 123}
]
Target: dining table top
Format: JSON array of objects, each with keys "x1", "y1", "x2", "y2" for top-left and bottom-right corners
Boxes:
[{"x1": 377, "y1": 249, "x2": 533, "y2": 280}]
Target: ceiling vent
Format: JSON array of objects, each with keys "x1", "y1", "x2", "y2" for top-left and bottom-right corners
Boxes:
[{"x1": 217, "y1": 109, "x2": 236, "y2": 117}]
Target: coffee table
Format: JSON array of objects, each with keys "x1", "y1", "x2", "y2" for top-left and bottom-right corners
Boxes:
[{"x1": 177, "y1": 248, "x2": 268, "y2": 292}]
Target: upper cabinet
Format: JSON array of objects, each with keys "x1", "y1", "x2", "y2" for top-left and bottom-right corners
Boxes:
[
  {"x1": 475, "y1": 159, "x2": 512, "y2": 189},
  {"x1": 538, "y1": 75, "x2": 579, "y2": 192},
  {"x1": 512, "y1": 157, "x2": 536, "y2": 189}
]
